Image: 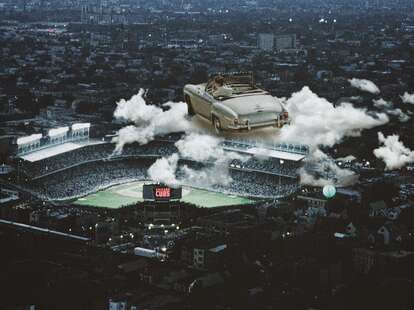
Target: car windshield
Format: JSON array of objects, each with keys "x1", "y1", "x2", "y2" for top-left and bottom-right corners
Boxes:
[{"x1": 206, "y1": 72, "x2": 264, "y2": 100}]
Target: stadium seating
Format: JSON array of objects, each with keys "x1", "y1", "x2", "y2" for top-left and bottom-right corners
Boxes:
[
  {"x1": 230, "y1": 157, "x2": 298, "y2": 178},
  {"x1": 25, "y1": 158, "x2": 152, "y2": 200},
  {"x1": 20, "y1": 142, "x2": 176, "y2": 178},
  {"x1": 19, "y1": 139, "x2": 303, "y2": 200}
]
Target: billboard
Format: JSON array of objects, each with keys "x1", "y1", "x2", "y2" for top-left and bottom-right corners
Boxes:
[{"x1": 143, "y1": 184, "x2": 182, "y2": 201}]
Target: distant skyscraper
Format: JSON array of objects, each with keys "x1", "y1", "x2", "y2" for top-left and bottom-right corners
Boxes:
[
  {"x1": 275, "y1": 34, "x2": 297, "y2": 51},
  {"x1": 258, "y1": 33, "x2": 274, "y2": 51}
]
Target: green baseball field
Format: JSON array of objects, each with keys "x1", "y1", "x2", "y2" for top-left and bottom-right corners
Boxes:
[{"x1": 74, "y1": 180, "x2": 254, "y2": 209}]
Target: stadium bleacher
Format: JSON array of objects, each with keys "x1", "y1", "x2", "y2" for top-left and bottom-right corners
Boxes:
[
  {"x1": 17, "y1": 136, "x2": 307, "y2": 200},
  {"x1": 26, "y1": 158, "x2": 153, "y2": 200},
  {"x1": 19, "y1": 142, "x2": 176, "y2": 179}
]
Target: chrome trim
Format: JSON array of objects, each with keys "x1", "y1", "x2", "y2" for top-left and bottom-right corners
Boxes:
[{"x1": 227, "y1": 119, "x2": 289, "y2": 130}]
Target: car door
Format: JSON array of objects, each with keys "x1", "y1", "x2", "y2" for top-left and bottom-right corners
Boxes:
[
  {"x1": 198, "y1": 90, "x2": 215, "y2": 119},
  {"x1": 191, "y1": 86, "x2": 213, "y2": 119},
  {"x1": 187, "y1": 86, "x2": 205, "y2": 117}
]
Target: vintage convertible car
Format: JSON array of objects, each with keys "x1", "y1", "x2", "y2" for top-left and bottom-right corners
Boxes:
[{"x1": 183, "y1": 72, "x2": 290, "y2": 133}]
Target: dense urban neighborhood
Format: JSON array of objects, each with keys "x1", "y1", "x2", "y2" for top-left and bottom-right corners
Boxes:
[{"x1": 1, "y1": 1, "x2": 414, "y2": 309}]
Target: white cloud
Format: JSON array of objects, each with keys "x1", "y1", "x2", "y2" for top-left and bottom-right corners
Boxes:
[
  {"x1": 349, "y1": 78, "x2": 380, "y2": 94},
  {"x1": 175, "y1": 132, "x2": 244, "y2": 162},
  {"x1": 113, "y1": 90, "x2": 248, "y2": 188},
  {"x1": 299, "y1": 167, "x2": 331, "y2": 187},
  {"x1": 175, "y1": 133, "x2": 222, "y2": 162},
  {"x1": 373, "y1": 132, "x2": 414, "y2": 170},
  {"x1": 112, "y1": 89, "x2": 193, "y2": 153},
  {"x1": 299, "y1": 165, "x2": 357, "y2": 187},
  {"x1": 299, "y1": 149, "x2": 358, "y2": 187},
  {"x1": 114, "y1": 89, "x2": 161, "y2": 124},
  {"x1": 147, "y1": 154, "x2": 179, "y2": 185},
  {"x1": 387, "y1": 108, "x2": 410, "y2": 122},
  {"x1": 277, "y1": 87, "x2": 389, "y2": 147},
  {"x1": 176, "y1": 133, "x2": 245, "y2": 187},
  {"x1": 179, "y1": 163, "x2": 234, "y2": 188},
  {"x1": 401, "y1": 92, "x2": 414, "y2": 104},
  {"x1": 112, "y1": 87, "x2": 389, "y2": 190},
  {"x1": 336, "y1": 155, "x2": 357, "y2": 162},
  {"x1": 147, "y1": 154, "x2": 235, "y2": 188},
  {"x1": 372, "y1": 98, "x2": 410, "y2": 123},
  {"x1": 147, "y1": 133, "x2": 246, "y2": 187},
  {"x1": 373, "y1": 98, "x2": 392, "y2": 109}
]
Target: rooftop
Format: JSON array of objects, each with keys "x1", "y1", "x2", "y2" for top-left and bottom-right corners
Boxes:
[{"x1": 20, "y1": 142, "x2": 84, "y2": 162}]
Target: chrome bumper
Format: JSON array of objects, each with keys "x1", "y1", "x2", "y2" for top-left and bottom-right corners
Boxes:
[{"x1": 228, "y1": 119, "x2": 290, "y2": 130}]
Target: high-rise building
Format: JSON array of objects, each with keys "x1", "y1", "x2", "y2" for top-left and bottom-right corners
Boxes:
[
  {"x1": 257, "y1": 33, "x2": 274, "y2": 51},
  {"x1": 275, "y1": 34, "x2": 297, "y2": 51}
]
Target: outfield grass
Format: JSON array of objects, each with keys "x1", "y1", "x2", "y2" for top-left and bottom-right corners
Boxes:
[
  {"x1": 74, "y1": 181, "x2": 253, "y2": 209},
  {"x1": 75, "y1": 191, "x2": 139, "y2": 209}
]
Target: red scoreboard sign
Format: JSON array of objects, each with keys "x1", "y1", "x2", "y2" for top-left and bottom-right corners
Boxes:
[
  {"x1": 143, "y1": 184, "x2": 182, "y2": 201},
  {"x1": 154, "y1": 187, "x2": 171, "y2": 199}
]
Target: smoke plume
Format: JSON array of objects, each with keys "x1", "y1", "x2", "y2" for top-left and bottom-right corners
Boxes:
[
  {"x1": 277, "y1": 87, "x2": 389, "y2": 147},
  {"x1": 372, "y1": 98, "x2": 410, "y2": 122},
  {"x1": 373, "y1": 98, "x2": 392, "y2": 109},
  {"x1": 336, "y1": 155, "x2": 357, "y2": 162},
  {"x1": 349, "y1": 78, "x2": 380, "y2": 94},
  {"x1": 113, "y1": 89, "x2": 193, "y2": 153},
  {"x1": 148, "y1": 154, "x2": 179, "y2": 185},
  {"x1": 401, "y1": 92, "x2": 414, "y2": 104},
  {"x1": 113, "y1": 87, "x2": 389, "y2": 189},
  {"x1": 373, "y1": 132, "x2": 414, "y2": 170},
  {"x1": 147, "y1": 133, "x2": 245, "y2": 187},
  {"x1": 300, "y1": 149, "x2": 358, "y2": 187}
]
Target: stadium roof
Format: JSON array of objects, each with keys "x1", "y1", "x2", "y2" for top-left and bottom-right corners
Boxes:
[
  {"x1": 247, "y1": 147, "x2": 306, "y2": 161},
  {"x1": 48, "y1": 126, "x2": 69, "y2": 137},
  {"x1": 72, "y1": 123, "x2": 91, "y2": 130},
  {"x1": 224, "y1": 145, "x2": 306, "y2": 162},
  {"x1": 17, "y1": 134, "x2": 42, "y2": 145},
  {"x1": 20, "y1": 142, "x2": 83, "y2": 162}
]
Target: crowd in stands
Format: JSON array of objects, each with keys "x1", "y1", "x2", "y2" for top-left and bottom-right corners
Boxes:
[
  {"x1": 26, "y1": 158, "x2": 152, "y2": 200},
  {"x1": 230, "y1": 157, "x2": 299, "y2": 178},
  {"x1": 222, "y1": 140, "x2": 309, "y2": 155},
  {"x1": 23, "y1": 157, "x2": 299, "y2": 200},
  {"x1": 19, "y1": 140, "x2": 302, "y2": 200},
  {"x1": 21, "y1": 142, "x2": 176, "y2": 178},
  {"x1": 219, "y1": 170, "x2": 298, "y2": 198},
  {"x1": 178, "y1": 161, "x2": 300, "y2": 198},
  {"x1": 20, "y1": 140, "x2": 303, "y2": 182}
]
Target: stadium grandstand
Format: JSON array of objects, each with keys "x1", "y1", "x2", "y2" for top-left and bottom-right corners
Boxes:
[
  {"x1": 17, "y1": 123, "x2": 91, "y2": 157},
  {"x1": 221, "y1": 139, "x2": 309, "y2": 160},
  {"x1": 13, "y1": 131, "x2": 309, "y2": 201}
]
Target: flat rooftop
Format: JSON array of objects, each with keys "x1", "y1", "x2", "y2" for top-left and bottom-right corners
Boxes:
[
  {"x1": 223, "y1": 145, "x2": 306, "y2": 162},
  {"x1": 247, "y1": 147, "x2": 306, "y2": 161},
  {"x1": 19, "y1": 140, "x2": 104, "y2": 162},
  {"x1": 20, "y1": 142, "x2": 84, "y2": 162}
]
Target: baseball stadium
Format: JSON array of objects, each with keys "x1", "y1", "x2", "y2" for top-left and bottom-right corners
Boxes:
[
  {"x1": 13, "y1": 123, "x2": 309, "y2": 209},
  {"x1": 75, "y1": 180, "x2": 254, "y2": 209}
]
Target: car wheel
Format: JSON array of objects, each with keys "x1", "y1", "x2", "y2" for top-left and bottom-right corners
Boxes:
[
  {"x1": 185, "y1": 95, "x2": 195, "y2": 116},
  {"x1": 213, "y1": 116, "x2": 222, "y2": 134}
]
